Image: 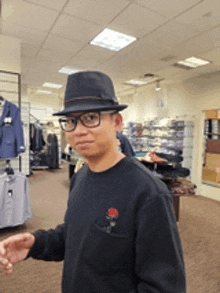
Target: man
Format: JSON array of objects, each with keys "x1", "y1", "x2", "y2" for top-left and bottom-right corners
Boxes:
[
  {"x1": 117, "y1": 122, "x2": 135, "y2": 157},
  {"x1": 0, "y1": 71, "x2": 186, "y2": 292}
]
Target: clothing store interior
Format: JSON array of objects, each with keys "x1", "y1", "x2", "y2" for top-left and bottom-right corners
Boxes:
[{"x1": 0, "y1": 1, "x2": 220, "y2": 292}]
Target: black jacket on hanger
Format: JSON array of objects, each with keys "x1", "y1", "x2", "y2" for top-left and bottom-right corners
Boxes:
[{"x1": 47, "y1": 134, "x2": 59, "y2": 169}]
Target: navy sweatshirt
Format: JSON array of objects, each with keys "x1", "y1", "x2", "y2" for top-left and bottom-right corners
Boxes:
[{"x1": 29, "y1": 157, "x2": 186, "y2": 293}]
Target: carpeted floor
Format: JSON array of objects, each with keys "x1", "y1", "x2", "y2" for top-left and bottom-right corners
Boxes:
[{"x1": 0, "y1": 163, "x2": 220, "y2": 293}]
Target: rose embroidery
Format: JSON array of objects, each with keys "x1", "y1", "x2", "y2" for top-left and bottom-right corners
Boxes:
[
  {"x1": 106, "y1": 208, "x2": 119, "y2": 233},
  {"x1": 107, "y1": 208, "x2": 119, "y2": 219}
]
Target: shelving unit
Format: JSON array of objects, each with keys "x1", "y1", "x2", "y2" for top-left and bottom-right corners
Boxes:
[{"x1": 125, "y1": 118, "x2": 194, "y2": 178}]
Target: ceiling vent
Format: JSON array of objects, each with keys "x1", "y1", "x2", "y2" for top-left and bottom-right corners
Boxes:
[
  {"x1": 125, "y1": 73, "x2": 164, "y2": 86},
  {"x1": 160, "y1": 55, "x2": 176, "y2": 62}
]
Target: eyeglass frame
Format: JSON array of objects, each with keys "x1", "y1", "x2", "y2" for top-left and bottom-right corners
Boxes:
[{"x1": 59, "y1": 110, "x2": 118, "y2": 132}]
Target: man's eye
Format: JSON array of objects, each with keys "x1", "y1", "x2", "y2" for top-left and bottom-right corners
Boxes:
[
  {"x1": 66, "y1": 119, "x2": 75, "y2": 124},
  {"x1": 66, "y1": 119, "x2": 76, "y2": 124},
  {"x1": 85, "y1": 114, "x2": 98, "y2": 121}
]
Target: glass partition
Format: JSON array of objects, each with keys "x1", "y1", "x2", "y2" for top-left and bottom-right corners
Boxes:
[{"x1": 202, "y1": 109, "x2": 220, "y2": 186}]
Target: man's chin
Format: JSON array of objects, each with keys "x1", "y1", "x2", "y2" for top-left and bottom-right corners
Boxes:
[{"x1": 77, "y1": 150, "x2": 97, "y2": 159}]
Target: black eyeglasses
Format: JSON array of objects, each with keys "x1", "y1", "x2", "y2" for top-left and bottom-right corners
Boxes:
[{"x1": 59, "y1": 111, "x2": 117, "y2": 132}]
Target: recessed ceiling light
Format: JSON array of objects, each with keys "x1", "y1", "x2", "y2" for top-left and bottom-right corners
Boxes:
[
  {"x1": 36, "y1": 90, "x2": 52, "y2": 94},
  {"x1": 90, "y1": 28, "x2": 137, "y2": 52},
  {"x1": 59, "y1": 67, "x2": 81, "y2": 75},
  {"x1": 177, "y1": 57, "x2": 210, "y2": 68},
  {"x1": 43, "y1": 82, "x2": 63, "y2": 89}
]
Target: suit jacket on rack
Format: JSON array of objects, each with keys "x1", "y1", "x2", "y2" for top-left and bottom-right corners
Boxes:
[
  {"x1": 47, "y1": 134, "x2": 59, "y2": 169},
  {"x1": 0, "y1": 101, "x2": 25, "y2": 158}
]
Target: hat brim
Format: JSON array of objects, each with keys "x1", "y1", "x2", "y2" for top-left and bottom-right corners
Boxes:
[{"x1": 53, "y1": 104, "x2": 128, "y2": 116}]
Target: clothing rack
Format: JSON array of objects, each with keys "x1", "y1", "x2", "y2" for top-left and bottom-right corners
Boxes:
[
  {"x1": 30, "y1": 114, "x2": 48, "y2": 127},
  {"x1": 30, "y1": 113, "x2": 40, "y2": 123},
  {"x1": 5, "y1": 159, "x2": 14, "y2": 175}
]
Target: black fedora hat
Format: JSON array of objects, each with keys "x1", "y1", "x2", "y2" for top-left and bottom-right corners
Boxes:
[{"x1": 53, "y1": 71, "x2": 127, "y2": 116}]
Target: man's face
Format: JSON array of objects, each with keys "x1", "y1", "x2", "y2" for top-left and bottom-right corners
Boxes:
[{"x1": 65, "y1": 112, "x2": 121, "y2": 159}]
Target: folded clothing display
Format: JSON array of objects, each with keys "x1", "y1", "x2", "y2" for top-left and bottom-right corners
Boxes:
[
  {"x1": 140, "y1": 160, "x2": 190, "y2": 179},
  {"x1": 145, "y1": 151, "x2": 183, "y2": 164},
  {"x1": 148, "y1": 152, "x2": 167, "y2": 163},
  {"x1": 161, "y1": 178, "x2": 197, "y2": 195},
  {"x1": 155, "y1": 152, "x2": 183, "y2": 163}
]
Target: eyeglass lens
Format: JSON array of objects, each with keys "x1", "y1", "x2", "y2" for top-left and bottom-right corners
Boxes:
[{"x1": 60, "y1": 112, "x2": 101, "y2": 131}]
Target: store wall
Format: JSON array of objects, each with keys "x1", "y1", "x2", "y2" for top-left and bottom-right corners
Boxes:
[
  {"x1": 27, "y1": 91, "x2": 62, "y2": 110},
  {"x1": 122, "y1": 75, "x2": 220, "y2": 202},
  {"x1": 26, "y1": 90, "x2": 63, "y2": 125},
  {"x1": 0, "y1": 35, "x2": 21, "y2": 73},
  {"x1": 185, "y1": 74, "x2": 220, "y2": 201}
]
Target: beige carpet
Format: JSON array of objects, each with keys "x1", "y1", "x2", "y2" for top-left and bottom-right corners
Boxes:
[{"x1": 0, "y1": 163, "x2": 220, "y2": 293}]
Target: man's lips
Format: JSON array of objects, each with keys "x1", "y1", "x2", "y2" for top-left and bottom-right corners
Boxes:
[{"x1": 75, "y1": 141, "x2": 94, "y2": 146}]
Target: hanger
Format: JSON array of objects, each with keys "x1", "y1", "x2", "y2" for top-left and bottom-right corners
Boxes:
[
  {"x1": 0, "y1": 96, "x2": 5, "y2": 107},
  {"x1": 5, "y1": 160, "x2": 14, "y2": 175}
]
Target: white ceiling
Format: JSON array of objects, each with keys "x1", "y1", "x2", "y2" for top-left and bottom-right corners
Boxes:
[{"x1": 2, "y1": 0, "x2": 220, "y2": 97}]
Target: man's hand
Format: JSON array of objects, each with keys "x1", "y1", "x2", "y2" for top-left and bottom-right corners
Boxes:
[{"x1": 0, "y1": 233, "x2": 35, "y2": 275}]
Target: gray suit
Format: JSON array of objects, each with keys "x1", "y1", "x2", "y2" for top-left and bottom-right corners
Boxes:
[{"x1": 0, "y1": 171, "x2": 32, "y2": 228}]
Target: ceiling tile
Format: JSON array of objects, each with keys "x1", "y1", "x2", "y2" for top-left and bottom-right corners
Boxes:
[
  {"x1": 21, "y1": 43, "x2": 40, "y2": 58},
  {"x1": 64, "y1": 0, "x2": 131, "y2": 25},
  {"x1": 155, "y1": 67, "x2": 186, "y2": 79},
  {"x1": 2, "y1": 0, "x2": 59, "y2": 31},
  {"x1": 202, "y1": 48, "x2": 220, "y2": 66},
  {"x1": 2, "y1": 24, "x2": 48, "y2": 46},
  {"x1": 21, "y1": 57, "x2": 39, "y2": 72},
  {"x1": 144, "y1": 20, "x2": 199, "y2": 50},
  {"x1": 100, "y1": 37, "x2": 163, "y2": 74},
  {"x1": 175, "y1": 0, "x2": 220, "y2": 32},
  {"x1": 25, "y1": 60, "x2": 66, "y2": 85},
  {"x1": 134, "y1": 0, "x2": 202, "y2": 18},
  {"x1": 66, "y1": 56, "x2": 101, "y2": 72},
  {"x1": 203, "y1": 26, "x2": 220, "y2": 48},
  {"x1": 180, "y1": 28, "x2": 220, "y2": 55},
  {"x1": 102, "y1": 22, "x2": 197, "y2": 75},
  {"x1": 75, "y1": 45, "x2": 117, "y2": 64},
  {"x1": 22, "y1": 70, "x2": 67, "y2": 87},
  {"x1": 22, "y1": 0, "x2": 67, "y2": 11},
  {"x1": 37, "y1": 48, "x2": 73, "y2": 65},
  {"x1": 42, "y1": 34, "x2": 84, "y2": 54},
  {"x1": 51, "y1": 13, "x2": 101, "y2": 42},
  {"x1": 109, "y1": 3, "x2": 168, "y2": 38}
]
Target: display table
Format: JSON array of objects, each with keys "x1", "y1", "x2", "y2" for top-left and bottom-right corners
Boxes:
[
  {"x1": 138, "y1": 156, "x2": 196, "y2": 222},
  {"x1": 161, "y1": 178, "x2": 197, "y2": 222}
]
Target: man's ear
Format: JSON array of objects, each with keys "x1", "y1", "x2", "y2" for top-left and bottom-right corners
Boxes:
[{"x1": 114, "y1": 113, "x2": 124, "y2": 132}]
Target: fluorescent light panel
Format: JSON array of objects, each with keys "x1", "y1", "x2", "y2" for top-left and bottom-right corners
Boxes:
[
  {"x1": 43, "y1": 82, "x2": 63, "y2": 89},
  {"x1": 36, "y1": 90, "x2": 52, "y2": 94},
  {"x1": 90, "y1": 28, "x2": 137, "y2": 52},
  {"x1": 177, "y1": 57, "x2": 210, "y2": 68},
  {"x1": 125, "y1": 75, "x2": 160, "y2": 86},
  {"x1": 59, "y1": 67, "x2": 81, "y2": 75},
  {"x1": 125, "y1": 79, "x2": 149, "y2": 86}
]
